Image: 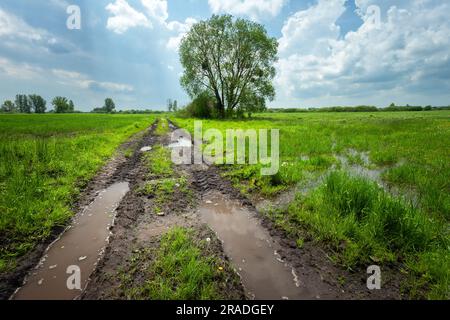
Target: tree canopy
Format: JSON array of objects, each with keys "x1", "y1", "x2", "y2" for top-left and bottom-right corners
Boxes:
[
  {"x1": 179, "y1": 15, "x2": 278, "y2": 118},
  {"x1": 28, "y1": 94, "x2": 47, "y2": 113}
]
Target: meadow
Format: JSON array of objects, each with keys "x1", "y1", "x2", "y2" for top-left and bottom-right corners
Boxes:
[
  {"x1": 0, "y1": 114, "x2": 155, "y2": 273},
  {"x1": 172, "y1": 111, "x2": 450, "y2": 299}
]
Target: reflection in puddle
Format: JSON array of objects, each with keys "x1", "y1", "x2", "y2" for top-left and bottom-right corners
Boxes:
[
  {"x1": 199, "y1": 191, "x2": 313, "y2": 300},
  {"x1": 12, "y1": 182, "x2": 129, "y2": 300}
]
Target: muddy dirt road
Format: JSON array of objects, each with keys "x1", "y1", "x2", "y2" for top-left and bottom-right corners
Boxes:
[{"x1": 6, "y1": 120, "x2": 401, "y2": 300}]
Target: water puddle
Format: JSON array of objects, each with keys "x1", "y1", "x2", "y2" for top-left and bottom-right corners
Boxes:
[
  {"x1": 168, "y1": 137, "x2": 192, "y2": 148},
  {"x1": 12, "y1": 182, "x2": 130, "y2": 300},
  {"x1": 199, "y1": 191, "x2": 314, "y2": 300}
]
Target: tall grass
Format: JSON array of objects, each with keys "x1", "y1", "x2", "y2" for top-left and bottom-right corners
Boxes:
[
  {"x1": 0, "y1": 114, "x2": 155, "y2": 272},
  {"x1": 276, "y1": 171, "x2": 449, "y2": 298}
]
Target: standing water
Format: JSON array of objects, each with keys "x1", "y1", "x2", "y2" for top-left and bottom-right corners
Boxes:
[
  {"x1": 12, "y1": 182, "x2": 129, "y2": 300},
  {"x1": 199, "y1": 191, "x2": 315, "y2": 300}
]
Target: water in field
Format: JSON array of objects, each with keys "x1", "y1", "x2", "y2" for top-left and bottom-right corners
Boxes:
[
  {"x1": 12, "y1": 182, "x2": 129, "y2": 300},
  {"x1": 198, "y1": 191, "x2": 317, "y2": 300}
]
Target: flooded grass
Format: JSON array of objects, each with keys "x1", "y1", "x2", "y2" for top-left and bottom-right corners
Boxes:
[{"x1": 0, "y1": 114, "x2": 155, "y2": 274}]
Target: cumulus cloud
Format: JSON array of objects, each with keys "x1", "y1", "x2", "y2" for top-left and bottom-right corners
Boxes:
[
  {"x1": 275, "y1": 0, "x2": 450, "y2": 106},
  {"x1": 141, "y1": 0, "x2": 169, "y2": 24},
  {"x1": 166, "y1": 18, "x2": 197, "y2": 50},
  {"x1": 105, "y1": 0, "x2": 151, "y2": 34},
  {"x1": 208, "y1": 0, "x2": 286, "y2": 20},
  {"x1": 105, "y1": 0, "x2": 196, "y2": 51}
]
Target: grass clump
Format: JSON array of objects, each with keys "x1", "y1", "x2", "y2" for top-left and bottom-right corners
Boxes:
[
  {"x1": 144, "y1": 144, "x2": 173, "y2": 178},
  {"x1": 122, "y1": 227, "x2": 227, "y2": 300},
  {"x1": 139, "y1": 176, "x2": 191, "y2": 213},
  {"x1": 155, "y1": 118, "x2": 170, "y2": 136}
]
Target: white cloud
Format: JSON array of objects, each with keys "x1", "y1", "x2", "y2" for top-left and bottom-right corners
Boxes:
[
  {"x1": 105, "y1": 0, "x2": 151, "y2": 34},
  {"x1": 141, "y1": 0, "x2": 169, "y2": 24},
  {"x1": 105, "y1": 0, "x2": 196, "y2": 51},
  {"x1": 0, "y1": 8, "x2": 74, "y2": 54},
  {"x1": 51, "y1": 69, "x2": 134, "y2": 92},
  {"x1": 208, "y1": 0, "x2": 286, "y2": 20},
  {"x1": 275, "y1": 0, "x2": 450, "y2": 107},
  {"x1": 0, "y1": 8, "x2": 46, "y2": 41},
  {"x1": 0, "y1": 57, "x2": 43, "y2": 80},
  {"x1": 166, "y1": 18, "x2": 197, "y2": 51}
]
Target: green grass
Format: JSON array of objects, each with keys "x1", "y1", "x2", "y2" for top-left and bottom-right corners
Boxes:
[
  {"x1": 121, "y1": 227, "x2": 228, "y2": 300},
  {"x1": 172, "y1": 111, "x2": 450, "y2": 299},
  {"x1": 144, "y1": 144, "x2": 173, "y2": 178},
  {"x1": 155, "y1": 118, "x2": 170, "y2": 136},
  {"x1": 0, "y1": 114, "x2": 155, "y2": 273},
  {"x1": 268, "y1": 171, "x2": 448, "y2": 298}
]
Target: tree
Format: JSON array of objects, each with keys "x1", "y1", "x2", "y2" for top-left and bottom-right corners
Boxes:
[
  {"x1": 28, "y1": 94, "x2": 47, "y2": 113},
  {"x1": 15, "y1": 94, "x2": 32, "y2": 113},
  {"x1": 167, "y1": 99, "x2": 173, "y2": 112},
  {"x1": 1, "y1": 100, "x2": 17, "y2": 113},
  {"x1": 180, "y1": 14, "x2": 278, "y2": 118},
  {"x1": 239, "y1": 89, "x2": 267, "y2": 118},
  {"x1": 173, "y1": 100, "x2": 178, "y2": 112},
  {"x1": 52, "y1": 96, "x2": 70, "y2": 113},
  {"x1": 104, "y1": 98, "x2": 115, "y2": 113}
]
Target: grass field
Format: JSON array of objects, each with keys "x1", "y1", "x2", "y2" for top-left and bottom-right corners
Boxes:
[
  {"x1": 0, "y1": 114, "x2": 155, "y2": 273},
  {"x1": 172, "y1": 111, "x2": 450, "y2": 299},
  {"x1": 1, "y1": 111, "x2": 448, "y2": 299}
]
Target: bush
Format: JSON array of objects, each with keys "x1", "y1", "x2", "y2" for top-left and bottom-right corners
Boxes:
[{"x1": 182, "y1": 92, "x2": 214, "y2": 119}]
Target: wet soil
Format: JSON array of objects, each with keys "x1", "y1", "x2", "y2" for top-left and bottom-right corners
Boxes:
[{"x1": 82, "y1": 127, "x2": 245, "y2": 300}]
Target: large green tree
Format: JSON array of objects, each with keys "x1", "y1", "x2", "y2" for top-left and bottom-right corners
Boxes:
[
  {"x1": 179, "y1": 15, "x2": 278, "y2": 118},
  {"x1": 28, "y1": 94, "x2": 47, "y2": 113}
]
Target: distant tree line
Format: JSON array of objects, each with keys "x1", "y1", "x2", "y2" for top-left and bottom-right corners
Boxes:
[
  {"x1": 1, "y1": 94, "x2": 79, "y2": 113},
  {"x1": 268, "y1": 104, "x2": 450, "y2": 113}
]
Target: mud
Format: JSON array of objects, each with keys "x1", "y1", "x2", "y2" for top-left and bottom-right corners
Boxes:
[
  {"x1": 81, "y1": 123, "x2": 244, "y2": 300},
  {"x1": 12, "y1": 182, "x2": 129, "y2": 300}
]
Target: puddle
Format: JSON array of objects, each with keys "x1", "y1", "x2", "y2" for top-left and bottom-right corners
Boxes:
[
  {"x1": 168, "y1": 137, "x2": 192, "y2": 148},
  {"x1": 12, "y1": 182, "x2": 130, "y2": 300},
  {"x1": 335, "y1": 153, "x2": 385, "y2": 184},
  {"x1": 199, "y1": 191, "x2": 314, "y2": 300}
]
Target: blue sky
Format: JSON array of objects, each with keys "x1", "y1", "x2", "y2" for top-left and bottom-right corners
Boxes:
[{"x1": 0, "y1": 0, "x2": 449, "y2": 111}]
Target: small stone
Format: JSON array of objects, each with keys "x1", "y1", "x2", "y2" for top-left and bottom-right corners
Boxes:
[
  {"x1": 78, "y1": 256, "x2": 87, "y2": 261},
  {"x1": 205, "y1": 200, "x2": 212, "y2": 204},
  {"x1": 206, "y1": 237, "x2": 211, "y2": 242},
  {"x1": 38, "y1": 279, "x2": 44, "y2": 285},
  {"x1": 156, "y1": 212, "x2": 165, "y2": 216},
  {"x1": 49, "y1": 265, "x2": 57, "y2": 270}
]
